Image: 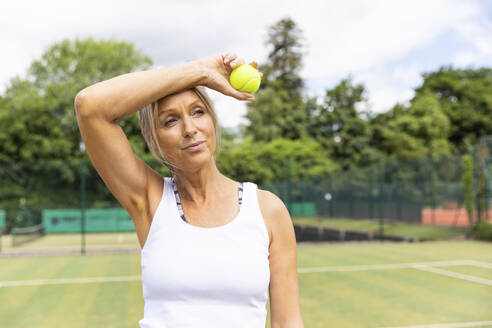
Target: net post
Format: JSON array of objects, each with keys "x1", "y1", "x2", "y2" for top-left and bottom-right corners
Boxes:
[
  {"x1": 396, "y1": 160, "x2": 401, "y2": 222},
  {"x1": 80, "y1": 159, "x2": 86, "y2": 255},
  {"x1": 378, "y1": 157, "x2": 384, "y2": 240},
  {"x1": 368, "y1": 165, "x2": 374, "y2": 220},
  {"x1": 328, "y1": 174, "x2": 333, "y2": 217}
]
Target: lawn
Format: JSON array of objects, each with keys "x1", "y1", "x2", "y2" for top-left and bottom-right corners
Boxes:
[{"x1": 1, "y1": 240, "x2": 491, "y2": 327}]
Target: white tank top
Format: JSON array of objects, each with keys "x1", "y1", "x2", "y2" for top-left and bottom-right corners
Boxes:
[{"x1": 139, "y1": 177, "x2": 271, "y2": 328}]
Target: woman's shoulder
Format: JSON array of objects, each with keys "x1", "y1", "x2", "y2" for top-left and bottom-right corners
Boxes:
[
  {"x1": 256, "y1": 188, "x2": 289, "y2": 218},
  {"x1": 256, "y1": 188, "x2": 291, "y2": 246}
]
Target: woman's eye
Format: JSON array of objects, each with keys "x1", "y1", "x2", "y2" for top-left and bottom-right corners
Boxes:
[
  {"x1": 165, "y1": 109, "x2": 203, "y2": 126},
  {"x1": 165, "y1": 119, "x2": 176, "y2": 126}
]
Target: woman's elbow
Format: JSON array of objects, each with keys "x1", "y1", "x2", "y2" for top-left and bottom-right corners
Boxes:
[{"x1": 74, "y1": 89, "x2": 90, "y2": 112}]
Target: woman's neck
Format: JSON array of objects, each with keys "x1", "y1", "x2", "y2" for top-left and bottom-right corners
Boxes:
[{"x1": 173, "y1": 162, "x2": 232, "y2": 207}]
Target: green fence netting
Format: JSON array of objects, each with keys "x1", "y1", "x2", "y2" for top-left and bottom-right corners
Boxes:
[
  {"x1": 261, "y1": 153, "x2": 477, "y2": 223},
  {"x1": 0, "y1": 143, "x2": 490, "y2": 234}
]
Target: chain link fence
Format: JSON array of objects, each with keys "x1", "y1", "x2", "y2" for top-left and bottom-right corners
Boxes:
[{"x1": 1, "y1": 139, "x2": 490, "y2": 253}]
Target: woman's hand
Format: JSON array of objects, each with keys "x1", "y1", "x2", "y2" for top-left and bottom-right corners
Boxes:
[{"x1": 196, "y1": 53, "x2": 263, "y2": 101}]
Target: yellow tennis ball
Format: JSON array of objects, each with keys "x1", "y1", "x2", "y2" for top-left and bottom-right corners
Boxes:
[{"x1": 230, "y1": 64, "x2": 262, "y2": 94}]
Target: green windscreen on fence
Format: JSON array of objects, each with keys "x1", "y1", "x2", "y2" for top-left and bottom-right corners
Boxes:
[
  {"x1": 291, "y1": 202, "x2": 317, "y2": 217},
  {"x1": 0, "y1": 210, "x2": 5, "y2": 228},
  {"x1": 42, "y1": 208, "x2": 135, "y2": 233}
]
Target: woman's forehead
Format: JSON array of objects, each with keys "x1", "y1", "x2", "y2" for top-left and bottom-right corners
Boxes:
[{"x1": 159, "y1": 90, "x2": 200, "y2": 110}]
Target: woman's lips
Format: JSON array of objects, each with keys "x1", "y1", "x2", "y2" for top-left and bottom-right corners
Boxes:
[{"x1": 184, "y1": 141, "x2": 205, "y2": 151}]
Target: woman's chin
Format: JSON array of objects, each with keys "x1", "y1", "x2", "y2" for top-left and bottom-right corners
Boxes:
[{"x1": 181, "y1": 150, "x2": 213, "y2": 167}]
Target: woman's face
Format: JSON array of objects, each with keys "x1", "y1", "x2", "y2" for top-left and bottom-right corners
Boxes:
[{"x1": 156, "y1": 89, "x2": 216, "y2": 172}]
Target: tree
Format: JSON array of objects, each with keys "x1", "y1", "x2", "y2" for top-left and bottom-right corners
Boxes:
[
  {"x1": 414, "y1": 66, "x2": 492, "y2": 153},
  {"x1": 217, "y1": 136, "x2": 339, "y2": 185},
  {"x1": 0, "y1": 38, "x2": 153, "y2": 221},
  {"x1": 371, "y1": 91, "x2": 452, "y2": 159},
  {"x1": 244, "y1": 17, "x2": 310, "y2": 142},
  {"x1": 0, "y1": 37, "x2": 153, "y2": 162},
  {"x1": 308, "y1": 78, "x2": 379, "y2": 169}
]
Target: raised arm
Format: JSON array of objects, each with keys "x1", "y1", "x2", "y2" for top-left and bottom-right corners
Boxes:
[
  {"x1": 74, "y1": 61, "x2": 207, "y2": 217},
  {"x1": 75, "y1": 54, "x2": 258, "y2": 121},
  {"x1": 74, "y1": 54, "x2": 260, "y2": 247},
  {"x1": 75, "y1": 62, "x2": 207, "y2": 122}
]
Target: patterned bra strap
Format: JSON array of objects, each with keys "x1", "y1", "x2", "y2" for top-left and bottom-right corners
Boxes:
[{"x1": 171, "y1": 177, "x2": 243, "y2": 223}]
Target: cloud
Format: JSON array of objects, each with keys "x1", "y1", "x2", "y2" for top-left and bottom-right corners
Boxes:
[
  {"x1": 451, "y1": 18, "x2": 492, "y2": 67},
  {"x1": 0, "y1": 0, "x2": 491, "y2": 127}
]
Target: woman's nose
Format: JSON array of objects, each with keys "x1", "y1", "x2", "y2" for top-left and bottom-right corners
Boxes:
[{"x1": 181, "y1": 115, "x2": 198, "y2": 137}]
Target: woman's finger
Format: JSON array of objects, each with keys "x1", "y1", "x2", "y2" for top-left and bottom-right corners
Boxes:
[
  {"x1": 225, "y1": 53, "x2": 237, "y2": 64},
  {"x1": 230, "y1": 58, "x2": 245, "y2": 69},
  {"x1": 226, "y1": 85, "x2": 255, "y2": 101}
]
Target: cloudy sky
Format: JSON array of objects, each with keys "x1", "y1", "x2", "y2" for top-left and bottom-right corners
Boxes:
[{"x1": 1, "y1": 0, "x2": 491, "y2": 128}]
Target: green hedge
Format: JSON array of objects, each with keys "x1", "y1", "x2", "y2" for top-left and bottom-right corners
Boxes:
[{"x1": 471, "y1": 222, "x2": 492, "y2": 241}]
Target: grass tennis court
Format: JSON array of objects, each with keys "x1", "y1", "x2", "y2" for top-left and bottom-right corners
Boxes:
[
  {"x1": 1, "y1": 232, "x2": 140, "y2": 254},
  {"x1": 0, "y1": 217, "x2": 468, "y2": 256},
  {"x1": 292, "y1": 218, "x2": 468, "y2": 241},
  {"x1": 1, "y1": 240, "x2": 491, "y2": 327}
]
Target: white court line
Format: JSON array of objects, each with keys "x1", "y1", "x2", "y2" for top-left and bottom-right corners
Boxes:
[
  {"x1": 0, "y1": 275, "x2": 141, "y2": 288},
  {"x1": 297, "y1": 260, "x2": 476, "y2": 273},
  {"x1": 1, "y1": 259, "x2": 490, "y2": 288},
  {"x1": 465, "y1": 260, "x2": 492, "y2": 269},
  {"x1": 381, "y1": 320, "x2": 492, "y2": 328},
  {"x1": 2, "y1": 244, "x2": 139, "y2": 250},
  {"x1": 412, "y1": 264, "x2": 492, "y2": 286}
]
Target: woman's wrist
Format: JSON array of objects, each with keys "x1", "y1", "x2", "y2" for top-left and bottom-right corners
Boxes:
[{"x1": 177, "y1": 59, "x2": 209, "y2": 89}]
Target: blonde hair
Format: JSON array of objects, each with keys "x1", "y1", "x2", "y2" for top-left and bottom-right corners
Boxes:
[{"x1": 138, "y1": 86, "x2": 221, "y2": 176}]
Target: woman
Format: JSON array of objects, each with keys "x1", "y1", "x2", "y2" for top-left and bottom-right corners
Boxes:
[{"x1": 74, "y1": 53, "x2": 303, "y2": 327}]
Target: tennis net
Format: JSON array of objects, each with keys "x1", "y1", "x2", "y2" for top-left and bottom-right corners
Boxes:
[{"x1": 11, "y1": 224, "x2": 45, "y2": 247}]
